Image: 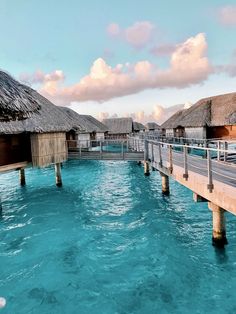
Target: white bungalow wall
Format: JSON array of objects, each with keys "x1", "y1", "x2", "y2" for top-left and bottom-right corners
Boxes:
[
  {"x1": 96, "y1": 132, "x2": 105, "y2": 140},
  {"x1": 78, "y1": 133, "x2": 90, "y2": 148},
  {"x1": 166, "y1": 128, "x2": 174, "y2": 137},
  {"x1": 185, "y1": 127, "x2": 206, "y2": 139}
]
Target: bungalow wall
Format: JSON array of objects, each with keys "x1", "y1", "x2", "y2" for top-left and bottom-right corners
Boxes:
[
  {"x1": 165, "y1": 128, "x2": 174, "y2": 137},
  {"x1": 30, "y1": 132, "x2": 67, "y2": 167},
  {"x1": 185, "y1": 127, "x2": 206, "y2": 139},
  {"x1": 0, "y1": 134, "x2": 32, "y2": 166},
  {"x1": 78, "y1": 133, "x2": 90, "y2": 148},
  {"x1": 105, "y1": 133, "x2": 129, "y2": 140},
  {"x1": 207, "y1": 125, "x2": 236, "y2": 139},
  {"x1": 96, "y1": 132, "x2": 105, "y2": 140}
]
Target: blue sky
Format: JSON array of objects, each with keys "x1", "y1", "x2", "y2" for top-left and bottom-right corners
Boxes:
[{"x1": 1, "y1": 0, "x2": 236, "y2": 123}]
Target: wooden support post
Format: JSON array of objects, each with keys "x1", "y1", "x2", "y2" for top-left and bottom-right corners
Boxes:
[
  {"x1": 122, "y1": 141, "x2": 124, "y2": 159},
  {"x1": 126, "y1": 139, "x2": 129, "y2": 152},
  {"x1": 169, "y1": 145, "x2": 173, "y2": 174},
  {"x1": 55, "y1": 163, "x2": 62, "y2": 187},
  {"x1": 144, "y1": 161, "x2": 150, "y2": 176},
  {"x1": 183, "y1": 145, "x2": 188, "y2": 180},
  {"x1": 160, "y1": 172, "x2": 170, "y2": 195},
  {"x1": 207, "y1": 150, "x2": 214, "y2": 192},
  {"x1": 19, "y1": 168, "x2": 26, "y2": 186},
  {"x1": 79, "y1": 142, "x2": 82, "y2": 157},
  {"x1": 208, "y1": 202, "x2": 228, "y2": 247}
]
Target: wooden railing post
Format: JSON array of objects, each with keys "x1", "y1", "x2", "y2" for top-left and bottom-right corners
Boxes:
[
  {"x1": 207, "y1": 149, "x2": 214, "y2": 192},
  {"x1": 144, "y1": 139, "x2": 148, "y2": 161},
  {"x1": 158, "y1": 143, "x2": 162, "y2": 167},
  {"x1": 79, "y1": 141, "x2": 82, "y2": 157},
  {"x1": 169, "y1": 145, "x2": 173, "y2": 173},
  {"x1": 217, "y1": 141, "x2": 220, "y2": 161},
  {"x1": 224, "y1": 141, "x2": 228, "y2": 162},
  {"x1": 183, "y1": 145, "x2": 188, "y2": 180},
  {"x1": 100, "y1": 141, "x2": 102, "y2": 158},
  {"x1": 151, "y1": 143, "x2": 154, "y2": 162}
]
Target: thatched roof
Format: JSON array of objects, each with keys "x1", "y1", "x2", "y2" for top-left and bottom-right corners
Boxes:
[
  {"x1": 145, "y1": 122, "x2": 160, "y2": 130},
  {"x1": 161, "y1": 92, "x2": 236, "y2": 129},
  {"x1": 0, "y1": 70, "x2": 41, "y2": 121},
  {"x1": 102, "y1": 117, "x2": 133, "y2": 134},
  {"x1": 59, "y1": 107, "x2": 108, "y2": 133},
  {"x1": 133, "y1": 121, "x2": 145, "y2": 131},
  {"x1": 0, "y1": 88, "x2": 73, "y2": 135}
]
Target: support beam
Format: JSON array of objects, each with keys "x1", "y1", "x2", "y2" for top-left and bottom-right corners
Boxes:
[
  {"x1": 19, "y1": 168, "x2": 26, "y2": 186},
  {"x1": 208, "y1": 202, "x2": 227, "y2": 247},
  {"x1": 55, "y1": 163, "x2": 62, "y2": 187},
  {"x1": 160, "y1": 172, "x2": 170, "y2": 195},
  {"x1": 144, "y1": 161, "x2": 150, "y2": 176}
]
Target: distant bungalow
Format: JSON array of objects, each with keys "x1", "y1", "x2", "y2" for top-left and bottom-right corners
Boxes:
[
  {"x1": 145, "y1": 122, "x2": 160, "y2": 132},
  {"x1": 102, "y1": 117, "x2": 145, "y2": 139},
  {"x1": 161, "y1": 92, "x2": 236, "y2": 139}
]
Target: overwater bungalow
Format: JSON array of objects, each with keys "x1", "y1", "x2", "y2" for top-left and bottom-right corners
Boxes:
[
  {"x1": 145, "y1": 122, "x2": 160, "y2": 132},
  {"x1": 133, "y1": 121, "x2": 145, "y2": 133},
  {"x1": 102, "y1": 117, "x2": 134, "y2": 139},
  {"x1": 161, "y1": 92, "x2": 236, "y2": 139},
  {"x1": 59, "y1": 107, "x2": 108, "y2": 148},
  {"x1": 0, "y1": 71, "x2": 75, "y2": 186}
]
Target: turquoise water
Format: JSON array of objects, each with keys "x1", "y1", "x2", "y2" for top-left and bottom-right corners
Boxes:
[{"x1": 1, "y1": 160, "x2": 236, "y2": 314}]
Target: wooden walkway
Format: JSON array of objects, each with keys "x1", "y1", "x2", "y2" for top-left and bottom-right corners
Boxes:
[{"x1": 68, "y1": 150, "x2": 144, "y2": 161}]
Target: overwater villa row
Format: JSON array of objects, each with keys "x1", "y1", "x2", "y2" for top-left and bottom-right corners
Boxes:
[{"x1": 0, "y1": 69, "x2": 236, "y2": 249}]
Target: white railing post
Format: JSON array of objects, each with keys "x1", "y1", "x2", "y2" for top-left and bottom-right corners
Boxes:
[
  {"x1": 207, "y1": 149, "x2": 214, "y2": 192},
  {"x1": 122, "y1": 141, "x2": 124, "y2": 159},
  {"x1": 183, "y1": 145, "x2": 188, "y2": 180},
  {"x1": 79, "y1": 141, "x2": 82, "y2": 157}
]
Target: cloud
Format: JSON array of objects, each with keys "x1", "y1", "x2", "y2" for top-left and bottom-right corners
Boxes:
[
  {"x1": 107, "y1": 21, "x2": 155, "y2": 48},
  {"x1": 21, "y1": 33, "x2": 212, "y2": 105},
  {"x1": 97, "y1": 103, "x2": 192, "y2": 125},
  {"x1": 150, "y1": 44, "x2": 176, "y2": 56},
  {"x1": 107, "y1": 23, "x2": 121, "y2": 36},
  {"x1": 19, "y1": 70, "x2": 65, "y2": 85},
  {"x1": 215, "y1": 64, "x2": 236, "y2": 77},
  {"x1": 218, "y1": 5, "x2": 236, "y2": 26}
]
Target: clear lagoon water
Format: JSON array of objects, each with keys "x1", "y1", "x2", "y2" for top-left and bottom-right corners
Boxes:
[{"x1": 0, "y1": 160, "x2": 236, "y2": 314}]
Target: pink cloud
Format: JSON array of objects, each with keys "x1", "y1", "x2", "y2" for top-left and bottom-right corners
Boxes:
[
  {"x1": 97, "y1": 103, "x2": 191, "y2": 125},
  {"x1": 150, "y1": 44, "x2": 176, "y2": 56},
  {"x1": 124, "y1": 21, "x2": 155, "y2": 48},
  {"x1": 218, "y1": 5, "x2": 236, "y2": 26},
  {"x1": 107, "y1": 23, "x2": 121, "y2": 36},
  {"x1": 107, "y1": 21, "x2": 155, "y2": 48},
  {"x1": 22, "y1": 33, "x2": 212, "y2": 105},
  {"x1": 20, "y1": 70, "x2": 64, "y2": 85}
]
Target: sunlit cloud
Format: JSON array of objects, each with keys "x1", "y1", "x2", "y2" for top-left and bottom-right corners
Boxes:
[
  {"x1": 97, "y1": 103, "x2": 192, "y2": 125},
  {"x1": 20, "y1": 33, "x2": 212, "y2": 105}
]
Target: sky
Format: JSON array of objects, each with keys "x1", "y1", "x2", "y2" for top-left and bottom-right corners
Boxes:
[{"x1": 0, "y1": 0, "x2": 236, "y2": 124}]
